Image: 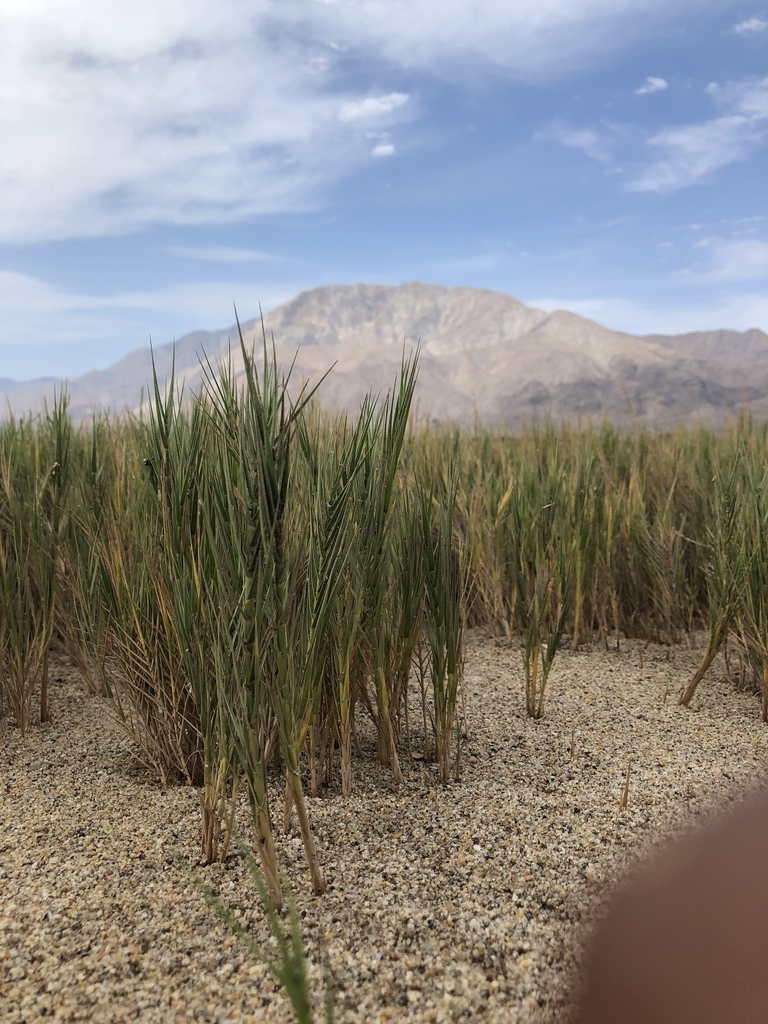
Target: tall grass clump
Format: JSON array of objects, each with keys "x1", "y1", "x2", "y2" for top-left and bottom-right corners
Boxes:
[
  {"x1": 0, "y1": 393, "x2": 71, "y2": 732},
  {"x1": 510, "y1": 453, "x2": 572, "y2": 719},
  {"x1": 79, "y1": 361, "x2": 212, "y2": 789},
  {"x1": 418, "y1": 460, "x2": 466, "y2": 779},
  {"x1": 355, "y1": 355, "x2": 419, "y2": 784},
  {"x1": 737, "y1": 459, "x2": 768, "y2": 720},
  {"x1": 296, "y1": 396, "x2": 377, "y2": 800},
  {"x1": 201, "y1": 330, "x2": 376, "y2": 896},
  {"x1": 53, "y1": 326, "x2": 448, "y2": 904},
  {"x1": 679, "y1": 448, "x2": 748, "y2": 707}
]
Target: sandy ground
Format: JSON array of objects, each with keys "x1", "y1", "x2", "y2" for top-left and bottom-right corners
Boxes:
[{"x1": 2, "y1": 632, "x2": 767, "y2": 1023}]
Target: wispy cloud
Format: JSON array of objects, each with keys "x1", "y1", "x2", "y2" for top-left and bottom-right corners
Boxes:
[
  {"x1": 535, "y1": 123, "x2": 613, "y2": 163},
  {"x1": 284, "y1": 0, "x2": 738, "y2": 82},
  {"x1": 0, "y1": 268, "x2": 306, "y2": 375},
  {"x1": 371, "y1": 143, "x2": 396, "y2": 158},
  {"x1": 629, "y1": 117, "x2": 758, "y2": 191},
  {"x1": 687, "y1": 238, "x2": 768, "y2": 282},
  {"x1": 732, "y1": 16, "x2": 768, "y2": 33},
  {"x1": 167, "y1": 246, "x2": 286, "y2": 264},
  {"x1": 0, "y1": 1, "x2": 747, "y2": 244},
  {"x1": 529, "y1": 290, "x2": 768, "y2": 335},
  {"x1": 0, "y1": 4, "x2": 416, "y2": 244},
  {"x1": 423, "y1": 243, "x2": 520, "y2": 275},
  {"x1": 628, "y1": 76, "x2": 768, "y2": 192},
  {"x1": 0, "y1": 269, "x2": 298, "y2": 321},
  {"x1": 635, "y1": 76, "x2": 668, "y2": 95},
  {"x1": 338, "y1": 93, "x2": 409, "y2": 123}
]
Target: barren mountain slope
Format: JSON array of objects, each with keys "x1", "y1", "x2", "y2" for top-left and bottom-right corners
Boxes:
[{"x1": 5, "y1": 283, "x2": 768, "y2": 428}]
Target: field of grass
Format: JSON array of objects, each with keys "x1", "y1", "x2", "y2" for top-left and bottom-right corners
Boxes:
[{"x1": 3, "y1": 336, "x2": 768, "y2": 1020}]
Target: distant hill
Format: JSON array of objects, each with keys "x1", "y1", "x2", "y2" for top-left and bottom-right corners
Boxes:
[
  {"x1": 1, "y1": 376, "x2": 60, "y2": 400},
  {"x1": 4, "y1": 283, "x2": 767, "y2": 429}
]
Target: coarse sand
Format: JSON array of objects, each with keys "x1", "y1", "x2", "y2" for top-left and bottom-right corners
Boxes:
[{"x1": 2, "y1": 632, "x2": 767, "y2": 1023}]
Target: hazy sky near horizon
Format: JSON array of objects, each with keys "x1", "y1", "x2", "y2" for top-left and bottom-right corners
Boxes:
[{"x1": 1, "y1": 0, "x2": 767, "y2": 380}]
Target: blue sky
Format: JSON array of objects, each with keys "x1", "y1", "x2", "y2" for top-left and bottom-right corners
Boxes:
[{"x1": 1, "y1": 0, "x2": 767, "y2": 380}]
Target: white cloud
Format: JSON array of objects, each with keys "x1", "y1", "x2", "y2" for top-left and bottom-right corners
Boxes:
[
  {"x1": 167, "y1": 246, "x2": 285, "y2": 264},
  {"x1": 282, "y1": 0, "x2": 738, "y2": 81},
  {"x1": 536, "y1": 123, "x2": 613, "y2": 163},
  {"x1": 0, "y1": 268, "x2": 305, "y2": 376},
  {"x1": 530, "y1": 294, "x2": 656, "y2": 330},
  {"x1": 627, "y1": 76, "x2": 768, "y2": 192},
  {"x1": 338, "y1": 93, "x2": 409, "y2": 123},
  {"x1": 529, "y1": 291, "x2": 768, "y2": 335},
  {"x1": 635, "y1": 76, "x2": 668, "y2": 95},
  {"x1": 424, "y1": 247, "x2": 519, "y2": 274},
  {"x1": 0, "y1": 271, "x2": 296, "y2": 320},
  {"x1": 0, "y1": 1, "x2": 748, "y2": 243},
  {"x1": 732, "y1": 16, "x2": 768, "y2": 33},
  {"x1": 0, "y1": 2, "x2": 415, "y2": 244},
  {"x1": 629, "y1": 117, "x2": 755, "y2": 191},
  {"x1": 707, "y1": 76, "x2": 768, "y2": 118},
  {"x1": 688, "y1": 238, "x2": 768, "y2": 282},
  {"x1": 371, "y1": 143, "x2": 396, "y2": 158}
]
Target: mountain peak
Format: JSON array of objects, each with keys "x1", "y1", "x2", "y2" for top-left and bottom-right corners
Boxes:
[
  {"x1": 263, "y1": 282, "x2": 551, "y2": 354},
  {"x1": 3, "y1": 282, "x2": 767, "y2": 429}
]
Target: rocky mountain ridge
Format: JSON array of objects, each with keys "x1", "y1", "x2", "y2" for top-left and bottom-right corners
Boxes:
[{"x1": 4, "y1": 283, "x2": 767, "y2": 429}]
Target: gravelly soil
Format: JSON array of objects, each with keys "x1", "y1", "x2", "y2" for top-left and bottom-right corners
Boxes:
[{"x1": 2, "y1": 632, "x2": 767, "y2": 1024}]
